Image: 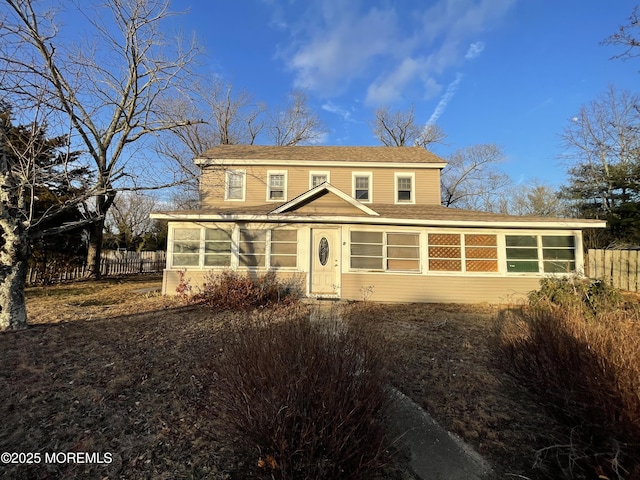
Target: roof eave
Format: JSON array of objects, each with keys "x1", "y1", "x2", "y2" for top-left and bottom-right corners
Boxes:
[
  {"x1": 150, "y1": 212, "x2": 606, "y2": 229},
  {"x1": 193, "y1": 158, "x2": 448, "y2": 168}
]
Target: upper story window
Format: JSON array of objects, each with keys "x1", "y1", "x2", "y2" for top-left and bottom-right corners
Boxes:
[
  {"x1": 352, "y1": 172, "x2": 372, "y2": 203},
  {"x1": 395, "y1": 172, "x2": 415, "y2": 204},
  {"x1": 267, "y1": 171, "x2": 287, "y2": 201},
  {"x1": 310, "y1": 171, "x2": 330, "y2": 189},
  {"x1": 225, "y1": 170, "x2": 245, "y2": 201}
]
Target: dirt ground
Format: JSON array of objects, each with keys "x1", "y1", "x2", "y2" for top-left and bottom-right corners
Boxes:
[{"x1": 0, "y1": 275, "x2": 566, "y2": 479}]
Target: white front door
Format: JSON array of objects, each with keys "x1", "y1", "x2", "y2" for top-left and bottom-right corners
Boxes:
[{"x1": 310, "y1": 228, "x2": 340, "y2": 296}]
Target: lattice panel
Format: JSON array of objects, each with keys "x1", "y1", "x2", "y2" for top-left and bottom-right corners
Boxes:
[
  {"x1": 429, "y1": 259, "x2": 462, "y2": 271},
  {"x1": 465, "y1": 234, "x2": 497, "y2": 246},
  {"x1": 428, "y1": 234, "x2": 460, "y2": 245},
  {"x1": 429, "y1": 246, "x2": 461, "y2": 258},
  {"x1": 465, "y1": 247, "x2": 498, "y2": 259},
  {"x1": 466, "y1": 260, "x2": 499, "y2": 272}
]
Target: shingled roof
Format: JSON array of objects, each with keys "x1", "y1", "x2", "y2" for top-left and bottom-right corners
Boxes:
[
  {"x1": 196, "y1": 144, "x2": 446, "y2": 164},
  {"x1": 152, "y1": 204, "x2": 605, "y2": 228}
]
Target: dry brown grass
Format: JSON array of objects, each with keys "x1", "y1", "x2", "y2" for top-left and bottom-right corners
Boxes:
[
  {"x1": 0, "y1": 275, "x2": 592, "y2": 479},
  {"x1": 343, "y1": 302, "x2": 567, "y2": 479},
  {"x1": 496, "y1": 299, "x2": 640, "y2": 479}
]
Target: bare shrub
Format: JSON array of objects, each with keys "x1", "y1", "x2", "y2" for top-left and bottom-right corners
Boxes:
[
  {"x1": 178, "y1": 270, "x2": 302, "y2": 310},
  {"x1": 208, "y1": 310, "x2": 394, "y2": 479},
  {"x1": 496, "y1": 277, "x2": 640, "y2": 479}
]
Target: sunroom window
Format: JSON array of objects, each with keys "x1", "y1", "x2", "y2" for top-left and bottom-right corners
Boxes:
[
  {"x1": 204, "y1": 228, "x2": 232, "y2": 266},
  {"x1": 270, "y1": 229, "x2": 298, "y2": 268},
  {"x1": 350, "y1": 231, "x2": 420, "y2": 271},
  {"x1": 465, "y1": 234, "x2": 498, "y2": 272},
  {"x1": 542, "y1": 236, "x2": 576, "y2": 273},
  {"x1": 350, "y1": 231, "x2": 383, "y2": 269},
  {"x1": 172, "y1": 228, "x2": 201, "y2": 267},
  {"x1": 239, "y1": 229, "x2": 267, "y2": 267},
  {"x1": 428, "y1": 234, "x2": 462, "y2": 271},
  {"x1": 387, "y1": 233, "x2": 420, "y2": 271},
  {"x1": 506, "y1": 235, "x2": 576, "y2": 273}
]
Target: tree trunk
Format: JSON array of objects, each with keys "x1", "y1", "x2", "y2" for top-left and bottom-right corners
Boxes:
[
  {"x1": 0, "y1": 257, "x2": 28, "y2": 330},
  {"x1": 86, "y1": 218, "x2": 105, "y2": 279},
  {"x1": 0, "y1": 216, "x2": 30, "y2": 330}
]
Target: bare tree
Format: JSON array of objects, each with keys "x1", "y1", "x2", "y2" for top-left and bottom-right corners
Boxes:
[
  {"x1": 440, "y1": 144, "x2": 512, "y2": 211},
  {"x1": 497, "y1": 181, "x2": 569, "y2": 217},
  {"x1": 155, "y1": 78, "x2": 265, "y2": 206},
  {"x1": 104, "y1": 192, "x2": 157, "y2": 251},
  {"x1": 0, "y1": 0, "x2": 200, "y2": 278},
  {"x1": 266, "y1": 91, "x2": 325, "y2": 146},
  {"x1": 369, "y1": 104, "x2": 446, "y2": 147},
  {"x1": 603, "y1": 5, "x2": 640, "y2": 60},
  {"x1": 0, "y1": 104, "x2": 89, "y2": 330},
  {"x1": 560, "y1": 86, "x2": 640, "y2": 245}
]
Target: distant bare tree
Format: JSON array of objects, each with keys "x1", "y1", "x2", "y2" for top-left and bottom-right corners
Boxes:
[
  {"x1": 441, "y1": 144, "x2": 511, "y2": 211},
  {"x1": 560, "y1": 86, "x2": 640, "y2": 245},
  {"x1": 498, "y1": 181, "x2": 569, "y2": 217},
  {"x1": 0, "y1": 0, "x2": 201, "y2": 278},
  {"x1": 155, "y1": 78, "x2": 265, "y2": 207},
  {"x1": 266, "y1": 91, "x2": 325, "y2": 146},
  {"x1": 105, "y1": 192, "x2": 158, "y2": 251},
  {"x1": 369, "y1": 104, "x2": 446, "y2": 147}
]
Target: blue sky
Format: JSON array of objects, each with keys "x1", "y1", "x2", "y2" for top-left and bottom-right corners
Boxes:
[{"x1": 179, "y1": 1, "x2": 637, "y2": 187}]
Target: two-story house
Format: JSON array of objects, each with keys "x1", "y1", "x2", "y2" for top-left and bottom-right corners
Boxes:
[{"x1": 151, "y1": 145, "x2": 605, "y2": 303}]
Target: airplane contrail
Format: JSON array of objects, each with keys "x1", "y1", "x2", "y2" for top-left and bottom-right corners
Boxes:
[{"x1": 426, "y1": 73, "x2": 463, "y2": 126}]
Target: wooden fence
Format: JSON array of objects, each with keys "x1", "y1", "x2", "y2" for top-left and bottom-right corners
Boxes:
[
  {"x1": 588, "y1": 249, "x2": 640, "y2": 293},
  {"x1": 26, "y1": 250, "x2": 167, "y2": 285}
]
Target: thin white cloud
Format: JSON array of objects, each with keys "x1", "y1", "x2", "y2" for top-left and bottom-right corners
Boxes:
[
  {"x1": 426, "y1": 73, "x2": 464, "y2": 126},
  {"x1": 280, "y1": 4, "x2": 399, "y2": 96},
  {"x1": 321, "y1": 101, "x2": 355, "y2": 122},
  {"x1": 274, "y1": 0, "x2": 516, "y2": 102},
  {"x1": 365, "y1": 57, "x2": 422, "y2": 105},
  {"x1": 465, "y1": 42, "x2": 485, "y2": 59}
]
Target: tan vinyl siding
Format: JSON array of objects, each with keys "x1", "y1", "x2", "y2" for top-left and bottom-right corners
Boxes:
[
  {"x1": 199, "y1": 165, "x2": 442, "y2": 208},
  {"x1": 293, "y1": 194, "x2": 370, "y2": 216},
  {"x1": 162, "y1": 269, "x2": 304, "y2": 296},
  {"x1": 340, "y1": 273, "x2": 540, "y2": 304}
]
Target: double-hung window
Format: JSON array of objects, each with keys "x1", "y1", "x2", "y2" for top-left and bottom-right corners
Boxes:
[
  {"x1": 225, "y1": 170, "x2": 245, "y2": 201},
  {"x1": 310, "y1": 171, "x2": 330, "y2": 188},
  {"x1": 267, "y1": 171, "x2": 287, "y2": 201},
  {"x1": 353, "y1": 173, "x2": 372, "y2": 202},
  {"x1": 395, "y1": 172, "x2": 415, "y2": 204}
]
